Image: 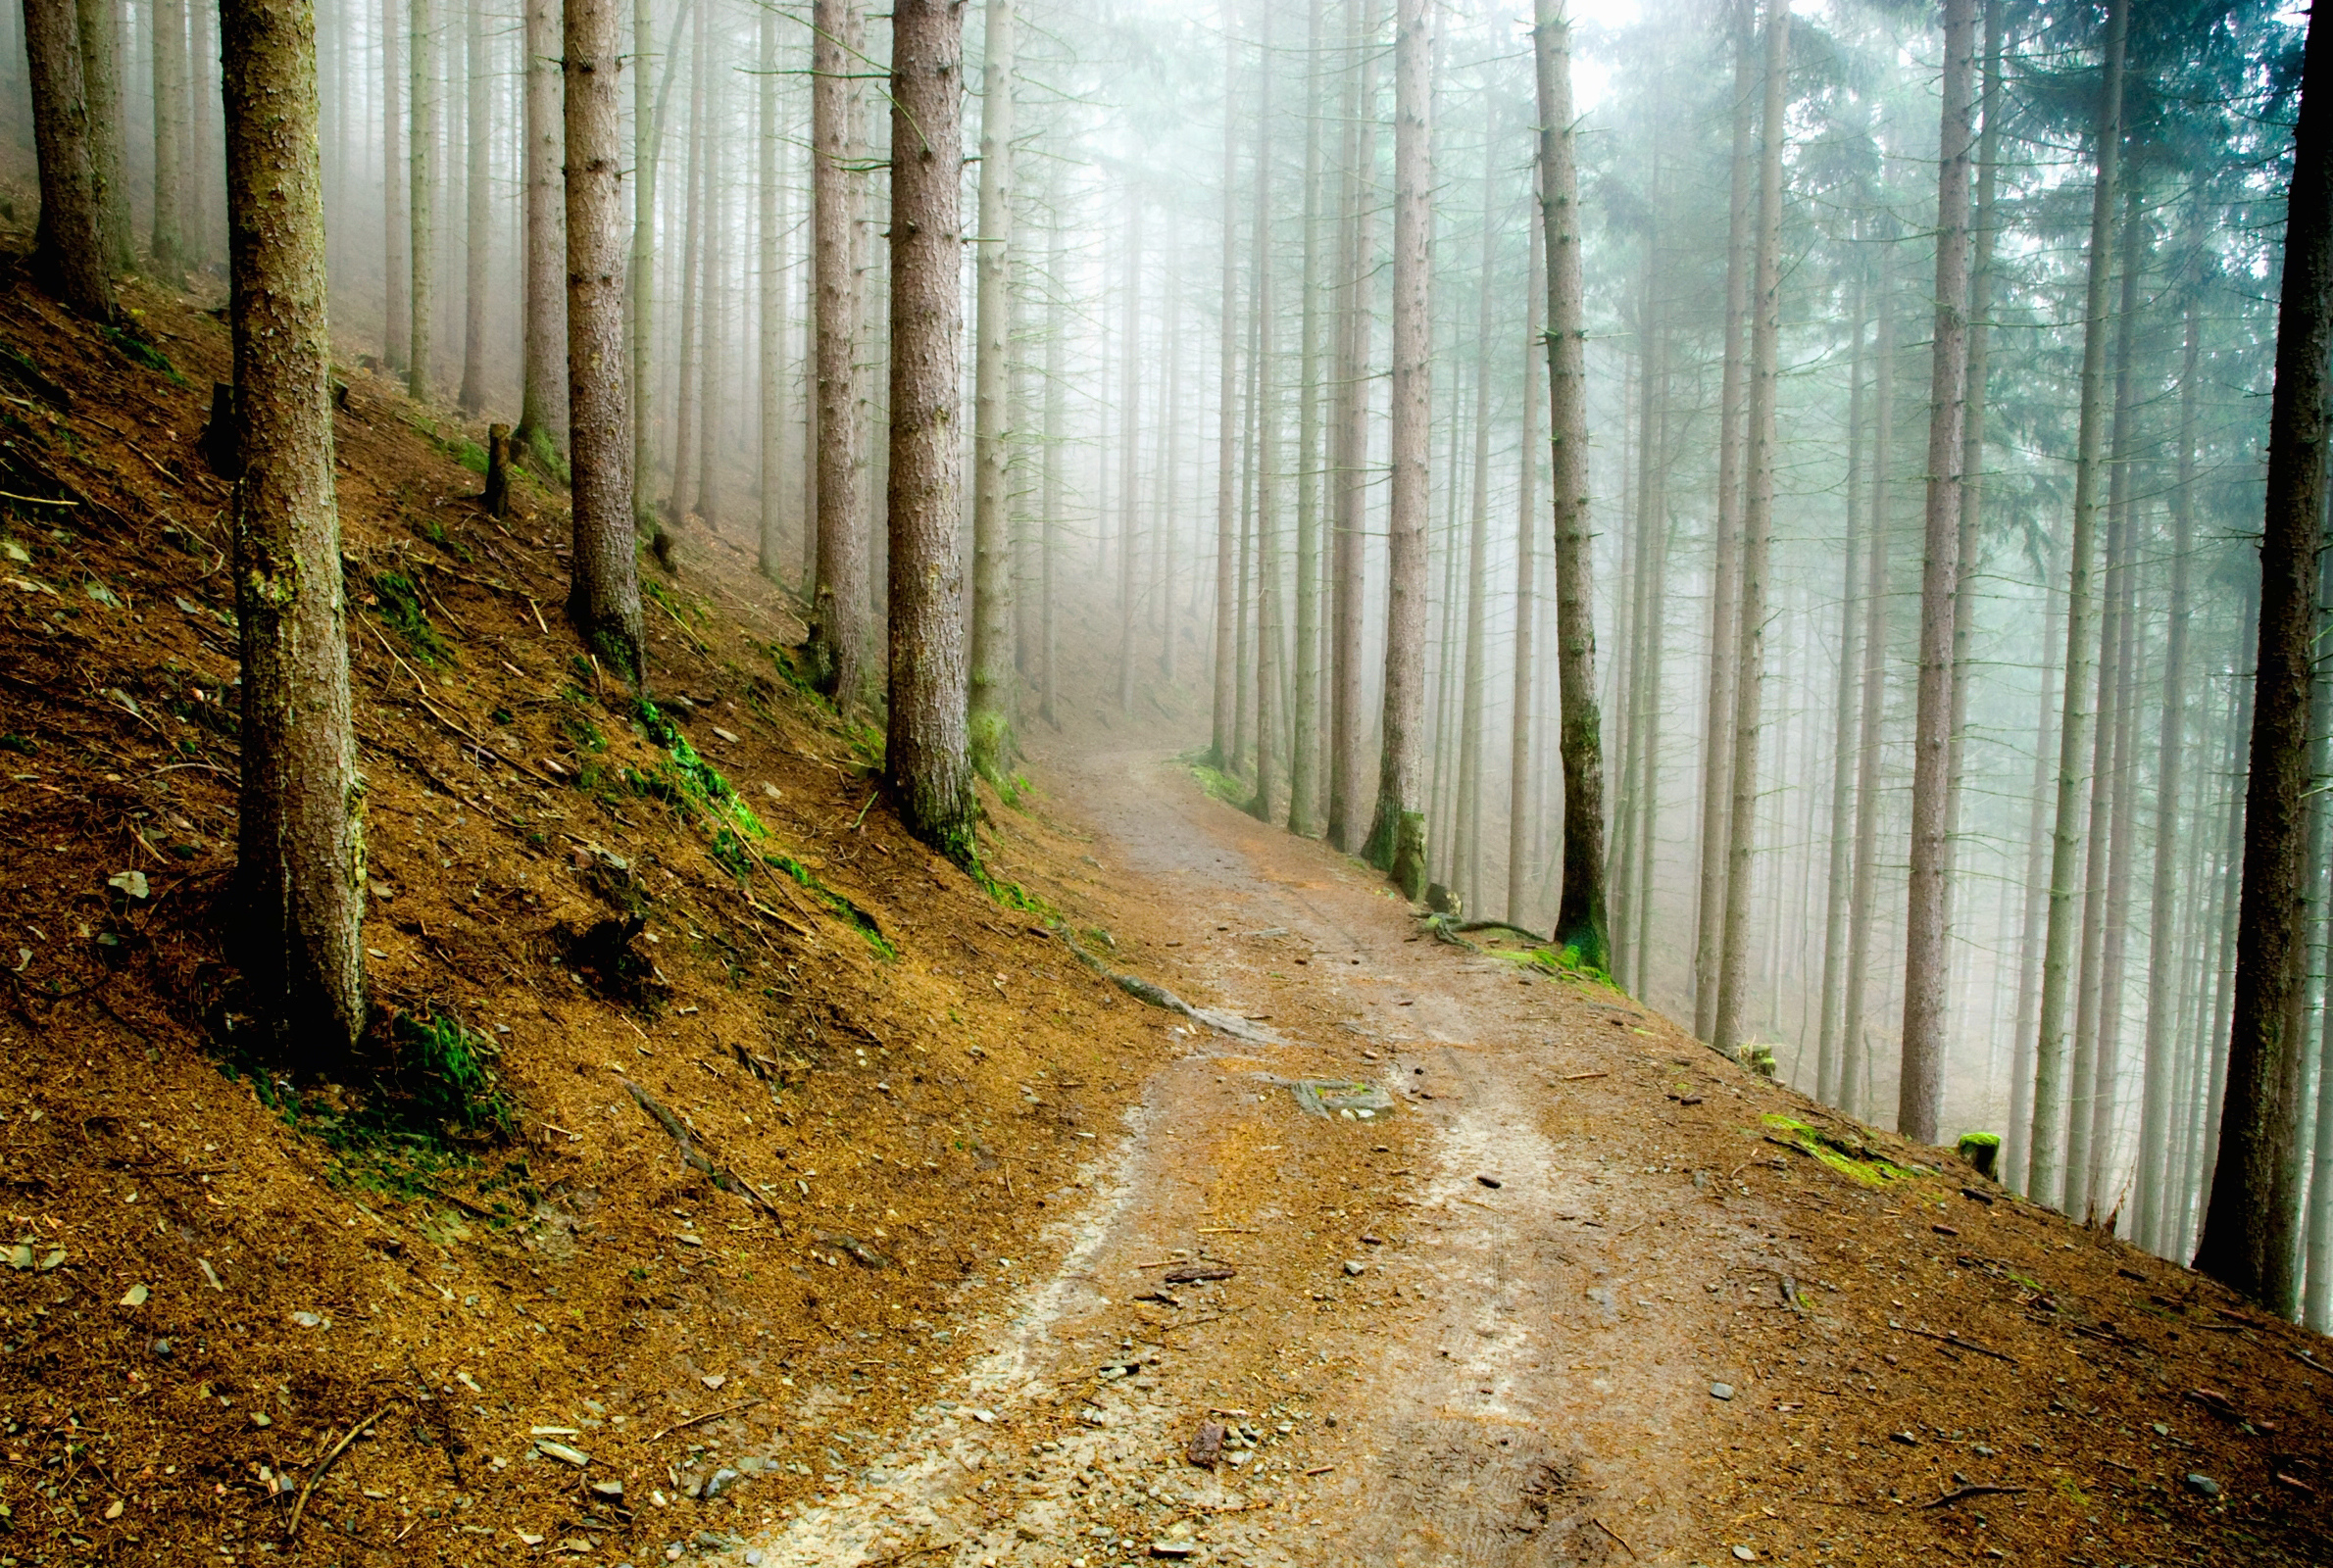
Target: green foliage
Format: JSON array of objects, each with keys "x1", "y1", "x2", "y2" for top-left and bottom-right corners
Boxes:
[
  {"x1": 1187, "y1": 760, "x2": 1252, "y2": 808},
  {"x1": 370, "y1": 570, "x2": 452, "y2": 665},
  {"x1": 388, "y1": 1011, "x2": 514, "y2": 1134},
  {"x1": 1761, "y1": 1113, "x2": 1908, "y2": 1187},
  {"x1": 411, "y1": 513, "x2": 473, "y2": 563},
  {"x1": 0, "y1": 732, "x2": 33, "y2": 755},
  {"x1": 452, "y1": 439, "x2": 489, "y2": 474},
  {"x1": 99, "y1": 324, "x2": 186, "y2": 386},
  {"x1": 520, "y1": 423, "x2": 570, "y2": 485}
]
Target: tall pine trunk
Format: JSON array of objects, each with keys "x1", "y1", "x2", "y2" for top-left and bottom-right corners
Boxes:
[
  {"x1": 670, "y1": 0, "x2": 706, "y2": 520},
  {"x1": 808, "y1": 0, "x2": 872, "y2": 709},
  {"x1": 1456, "y1": 143, "x2": 1497, "y2": 908},
  {"x1": 1326, "y1": 0, "x2": 1379, "y2": 851},
  {"x1": 515, "y1": 0, "x2": 564, "y2": 450},
  {"x1": 1039, "y1": 202, "x2": 1066, "y2": 729},
  {"x1": 222, "y1": 0, "x2": 364, "y2": 1052},
  {"x1": 381, "y1": 0, "x2": 405, "y2": 368},
  {"x1": 149, "y1": 0, "x2": 186, "y2": 280},
  {"x1": 1842, "y1": 244, "x2": 1895, "y2": 1120},
  {"x1": 23, "y1": 0, "x2": 116, "y2": 318},
  {"x1": 2005, "y1": 563, "x2": 2064, "y2": 1192},
  {"x1": 74, "y1": 0, "x2": 129, "y2": 270},
  {"x1": 2195, "y1": 0, "x2": 2333, "y2": 1313},
  {"x1": 756, "y1": 0, "x2": 786, "y2": 579},
  {"x1": 456, "y1": 0, "x2": 489, "y2": 415},
  {"x1": 1712, "y1": 0, "x2": 1790, "y2": 1054},
  {"x1": 1897, "y1": 0, "x2": 1975, "y2": 1143},
  {"x1": 1817, "y1": 277, "x2": 1866, "y2": 1107},
  {"x1": 1117, "y1": 201, "x2": 1145, "y2": 716},
  {"x1": 564, "y1": 0, "x2": 644, "y2": 679},
  {"x1": 408, "y1": 0, "x2": 435, "y2": 402},
  {"x1": 1507, "y1": 211, "x2": 1544, "y2": 925},
  {"x1": 1209, "y1": 20, "x2": 1241, "y2": 768},
  {"x1": 968, "y1": 0, "x2": 1017, "y2": 774},
  {"x1": 1288, "y1": 0, "x2": 1327, "y2": 838},
  {"x1": 883, "y1": 0, "x2": 975, "y2": 860}
]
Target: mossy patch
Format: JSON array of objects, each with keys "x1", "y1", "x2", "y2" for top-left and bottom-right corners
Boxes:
[
  {"x1": 1761, "y1": 1112, "x2": 1910, "y2": 1186},
  {"x1": 370, "y1": 569, "x2": 452, "y2": 665}
]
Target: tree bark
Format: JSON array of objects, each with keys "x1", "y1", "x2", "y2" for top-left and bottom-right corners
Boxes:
[
  {"x1": 1508, "y1": 209, "x2": 1545, "y2": 925},
  {"x1": 1247, "y1": 2, "x2": 1280, "y2": 822},
  {"x1": 515, "y1": 0, "x2": 564, "y2": 451},
  {"x1": 968, "y1": 0, "x2": 1017, "y2": 777},
  {"x1": 1694, "y1": 21, "x2": 1757, "y2": 1038},
  {"x1": 1535, "y1": 0, "x2": 1607, "y2": 964},
  {"x1": 808, "y1": 0, "x2": 872, "y2": 710},
  {"x1": 1817, "y1": 276, "x2": 1866, "y2": 1107},
  {"x1": 1363, "y1": 0, "x2": 1430, "y2": 899},
  {"x1": 1897, "y1": 0, "x2": 1976, "y2": 1145},
  {"x1": 1456, "y1": 141, "x2": 1496, "y2": 909},
  {"x1": 883, "y1": 0, "x2": 974, "y2": 860},
  {"x1": 1040, "y1": 195, "x2": 1066, "y2": 730},
  {"x1": 149, "y1": 0, "x2": 187, "y2": 280},
  {"x1": 1713, "y1": 0, "x2": 1789, "y2": 1052},
  {"x1": 1209, "y1": 18, "x2": 1242, "y2": 768},
  {"x1": 221, "y1": 0, "x2": 365, "y2": 1053},
  {"x1": 2196, "y1": 0, "x2": 2333, "y2": 1313},
  {"x1": 1289, "y1": 0, "x2": 1327, "y2": 839},
  {"x1": 564, "y1": 0, "x2": 643, "y2": 679},
  {"x1": 670, "y1": 0, "x2": 707, "y2": 519},
  {"x1": 2005, "y1": 560, "x2": 2064, "y2": 1193},
  {"x1": 1842, "y1": 242, "x2": 1895, "y2": 1121},
  {"x1": 74, "y1": 0, "x2": 129, "y2": 271},
  {"x1": 381, "y1": 0, "x2": 406, "y2": 368},
  {"x1": 757, "y1": 0, "x2": 787, "y2": 579},
  {"x1": 408, "y1": 0, "x2": 435, "y2": 402},
  {"x1": 1117, "y1": 199, "x2": 1145, "y2": 717},
  {"x1": 22, "y1": 0, "x2": 116, "y2": 318},
  {"x1": 695, "y1": 122, "x2": 725, "y2": 529},
  {"x1": 1327, "y1": 0, "x2": 1380, "y2": 851},
  {"x1": 456, "y1": 0, "x2": 489, "y2": 416}
]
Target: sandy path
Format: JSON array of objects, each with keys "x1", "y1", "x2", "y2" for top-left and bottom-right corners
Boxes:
[{"x1": 741, "y1": 750, "x2": 1808, "y2": 1568}]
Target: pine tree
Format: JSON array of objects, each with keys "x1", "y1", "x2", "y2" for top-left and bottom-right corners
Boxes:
[
  {"x1": 968, "y1": 0, "x2": 1018, "y2": 777},
  {"x1": 808, "y1": 0, "x2": 873, "y2": 710},
  {"x1": 22, "y1": 0, "x2": 116, "y2": 318},
  {"x1": 515, "y1": 0, "x2": 565, "y2": 454}
]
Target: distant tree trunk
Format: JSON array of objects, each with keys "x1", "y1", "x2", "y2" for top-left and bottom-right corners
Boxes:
[
  {"x1": 1289, "y1": 0, "x2": 1327, "y2": 838},
  {"x1": 756, "y1": 0, "x2": 786, "y2": 579},
  {"x1": 149, "y1": 0, "x2": 187, "y2": 280},
  {"x1": 1534, "y1": 0, "x2": 1607, "y2": 963},
  {"x1": 1509, "y1": 211, "x2": 1545, "y2": 924},
  {"x1": 670, "y1": 0, "x2": 706, "y2": 519},
  {"x1": 1040, "y1": 203, "x2": 1067, "y2": 730},
  {"x1": 1209, "y1": 19, "x2": 1241, "y2": 768},
  {"x1": 1327, "y1": 0, "x2": 1380, "y2": 852},
  {"x1": 2030, "y1": 0, "x2": 2126, "y2": 1212},
  {"x1": 696, "y1": 128, "x2": 725, "y2": 529},
  {"x1": 2190, "y1": 595, "x2": 2256, "y2": 1241},
  {"x1": 1842, "y1": 244, "x2": 1895, "y2": 1120},
  {"x1": 1117, "y1": 200, "x2": 1145, "y2": 717},
  {"x1": 564, "y1": 0, "x2": 644, "y2": 679},
  {"x1": 1456, "y1": 143, "x2": 1497, "y2": 909},
  {"x1": 408, "y1": 0, "x2": 436, "y2": 402},
  {"x1": 807, "y1": 0, "x2": 871, "y2": 710},
  {"x1": 884, "y1": 0, "x2": 973, "y2": 859},
  {"x1": 22, "y1": 0, "x2": 116, "y2": 318},
  {"x1": 628, "y1": 0, "x2": 672, "y2": 522},
  {"x1": 515, "y1": 0, "x2": 564, "y2": 450},
  {"x1": 381, "y1": 0, "x2": 406, "y2": 368},
  {"x1": 1694, "y1": 21, "x2": 1757, "y2": 1038},
  {"x1": 1897, "y1": 0, "x2": 1976, "y2": 1144},
  {"x1": 1247, "y1": 3, "x2": 1280, "y2": 822},
  {"x1": 1631, "y1": 425, "x2": 1670, "y2": 988},
  {"x1": 2005, "y1": 560, "x2": 2064, "y2": 1193},
  {"x1": 1712, "y1": 0, "x2": 1789, "y2": 1053},
  {"x1": 456, "y1": 0, "x2": 489, "y2": 415},
  {"x1": 1817, "y1": 277, "x2": 1867, "y2": 1106},
  {"x1": 74, "y1": 0, "x2": 129, "y2": 270},
  {"x1": 968, "y1": 0, "x2": 1017, "y2": 777},
  {"x1": 1362, "y1": 0, "x2": 1430, "y2": 899},
  {"x1": 221, "y1": 0, "x2": 365, "y2": 1052},
  {"x1": 2196, "y1": 0, "x2": 2333, "y2": 1313}
]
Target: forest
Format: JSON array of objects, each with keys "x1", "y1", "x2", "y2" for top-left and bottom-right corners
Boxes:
[{"x1": 8, "y1": 0, "x2": 2333, "y2": 1394}]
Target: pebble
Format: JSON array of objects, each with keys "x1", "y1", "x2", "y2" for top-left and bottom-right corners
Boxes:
[
  {"x1": 1709, "y1": 1383, "x2": 1734, "y2": 1401},
  {"x1": 1343, "y1": 1260, "x2": 1365, "y2": 1277},
  {"x1": 1733, "y1": 1548, "x2": 1758, "y2": 1562},
  {"x1": 2183, "y1": 1473, "x2": 2220, "y2": 1498},
  {"x1": 701, "y1": 1467, "x2": 743, "y2": 1500},
  {"x1": 1476, "y1": 1175, "x2": 1504, "y2": 1190}
]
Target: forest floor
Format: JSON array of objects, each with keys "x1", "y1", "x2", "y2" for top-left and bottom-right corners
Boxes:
[{"x1": 0, "y1": 269, "x2": 2326, "y2": 1568}]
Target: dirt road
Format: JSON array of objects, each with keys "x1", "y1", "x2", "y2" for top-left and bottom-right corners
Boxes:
[{"x1": 740, "y1": 749, "x2": 2323, "y2": 1568}]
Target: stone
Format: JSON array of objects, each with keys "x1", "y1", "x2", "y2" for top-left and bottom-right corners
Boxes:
[
  {"x1": 1343, "y1": 1261, "x2": 1365, "y2": 1277},
  {"x1": 1709, "y1": 1383, "x2": 1734, "y2": 1401},
  {"x1": 536, "y1": 1441, "x2": 592, "y2": 1467},
  {"x1": 2183, "y1": 1473, "x2": 2220, "y2": 1498},
  {"x1": 1185, "y1": 1421, "x2": 1224, "y2": 1468},
  {"x1": 701, "y1": 1467, "x2": 743, "y2": 1500},
  {"x1": 590, "y1": 1481, "x2": 624, "y2": 1501}
]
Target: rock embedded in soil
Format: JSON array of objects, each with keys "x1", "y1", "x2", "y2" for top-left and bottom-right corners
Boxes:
[
  {"x1": 1710, "y1": 1383, "x2": 1734, "y2": 1400},
  {"x1": 1185, "y1": 1421, "x2": 1225, "y2": 1468},
  {"x1": 2184, "y1": 1473, "x2": 2221, "y2": 1498}
]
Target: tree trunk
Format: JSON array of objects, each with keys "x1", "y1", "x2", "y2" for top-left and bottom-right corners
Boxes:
[
  {"x1": 1209, "y1": 18, "x2": 1241, "y2": 768},
  {"x1": 1247, "y1": 4, "x2": 1280, "y2": 822},
  {"x1": 149, "y1": 0, "x2": 186, "y2": 280},
  {"x1": 1363, "y1": 0, "x2": 1430, "y2": 899},
  {"x1": 2196, "y1": 0, "x2": 2333, "y2": 1313},
  {"x1": 808, "y1": 0, "x2": 872, "y2": 710},
  {"x1": 1327, "y1": 0, "x2": 1380, "y2": 851},
  {"x1": 630, "y1": 0, "x2": 685, "y2": 525},
  {"x1": 967, "y1": 0, "x2": 1017, "y2": 776},
  {"x1": 2006, "y1": 560, "x2": 2064, "y2": 1193},
  {"x1": 695, "y1": 124, "x2": 724, "y2": 529},
  {"x1": 1456, "y1": 143, "x2": 1497, "y2": 909},
  {"x1": 1117, "y1": 199, "x2": 1144, "y2": 716},
  {"x1": 381, "y1": 0, "x2": 405, "y2": 368},
  {"x1": 1817, "y1": 276, "x2": 1866, "y2": 1107},
  {"x1": 670, "y1": 0, "x2": 706, "y2": 519},
  {"x1": 221, "y1": 0, "x2": 365, "y2": 1052},
  {"x1": 1535, "y1": 0, "x2": 1607, "y2": 963},
  {"x1": 22, "y1": 0, "x2": 116, "y2": 318},
  {"x1": 1712, "y1": 0, "x2": 1789, "y2": 1053},
  {"x1": 1040, "y1": 197, "x2": 1066, "y2": 729},
  {"x1": 74, "y1": 0, "x2": 128, "y2": 271},
  {"x1": 456, "y1": 0, "x2": 489, "y2": 416},
  {"x1": 757, "y1": 0, "x2": 786, "y2": 579},
  {"x1": 515, "y1": 0, "x2": 564, "y2": 450},
  {"x1": 1288, "y1": 0, "x2": 1327, "y2": 839},
  {"x1": 883, "y1": 0, "x2": 974, "y2": 860},
  {"x1": 1842, "y1": 243, "x2": 1895, "y2": 1121},
  {"x1": 1897, "y1": 0, "x2": 1976, "y2": 1144},
  {"x1": 1694, "y1": 21, "x2": 1757, "y2": 1038},
  {"x1": 2030, "y1": 0, "x2": 2126, "y2": 1212},
  {"x1": 408, "y1": 0, "x2": 435, "y2": 402},
  {"x1": 1508, "y1": 211, "x2": 1545, "y2": 925},
  {"x1": 564, "y1": 0, "x2": 643, "y2": 679}
]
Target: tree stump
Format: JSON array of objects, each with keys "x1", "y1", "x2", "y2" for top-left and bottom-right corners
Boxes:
[
  {"x1": 482, "y1": 421, "x2": 511, "y2": 516},
  {"x1": 198, "y1": 381, "x2": 238, "y2": 477}
]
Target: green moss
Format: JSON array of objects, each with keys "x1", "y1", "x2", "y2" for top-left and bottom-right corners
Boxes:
[
  {"x1": 1188, "y1": 761, "x2": 1251, "y2": 808},
  {"x1": 1760, "y1": 1113, "x2": 1909, "y2": 1187},
  {"x1": 100, "y1": 323, "x2": 186, "y2": 386},
  {"x1": 452, "y1": 439, "x2": 488, "y2": 474},
  {"x1": 371, "y1": 569, "x2": 452, "y2": 665}
]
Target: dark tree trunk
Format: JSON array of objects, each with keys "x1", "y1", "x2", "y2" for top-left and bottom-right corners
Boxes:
[
  {"x1": 2196, "y1": 0, "x2": 2333, "y2": 1314},
  {"x1": 221, "y1": 0, "x2": 365, "y2": 1052},
  {"x1": 883, "y1": 0, "x2": 975, "y2": 860},
  {"x1": 564, "y1": 0, "x2": 644, "y2": 679},
  {"x1": 808, "y1": 0, "x2": 873, "y2": 710},
  {"x1": 22, "y1": 0, "x2": 117, "y2": 318},
  {"x1": 74, "y1": 0, "x2": 129, "y2": 270},
  {"x1": 149, "y1": 0, "x2": 187, "y2": 280}
]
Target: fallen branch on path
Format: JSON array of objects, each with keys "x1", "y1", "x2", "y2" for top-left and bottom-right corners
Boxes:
[
  {"x1": 1056, "y1": 927, "x2": 1273, "y2": 1043},
  {"x1": 1885, "y1": 1319, "x2": 2016, "y2": 1364},
  {"x1": 1920, "y1": 1484, "x2": 2025, "y2": 1509},
  {"x1": 625, "y1": 1081, "x2": 786, "y2": 1224},
  {"x1": 287, "y1": 1403, "x2": 396, "y2": 1538},
  {"x1": 651, "y1": 1397, "x2": 768, "y2": 1442}
]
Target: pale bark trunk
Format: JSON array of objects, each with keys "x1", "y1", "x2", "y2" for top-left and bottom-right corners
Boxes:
[
  {"x1": 1327, "y1": 0, "x2": 1379, "y2": 851},
  {"x1": 1040, "y1": 202, "x2": 1066, "y2": 729},
  {"x1": 222, "y1": 0, "x2": 365, "y2": 1052},
  {"x1": 1209, "y1": 19, "x2": 1241, "y2": 767},
  {"x1": 457, "y1": 0, "x2": 489, "y2": 415},
  {"x1": 1117, "y1": 200, "x2": 1144, "y2": 716},
  {"x1": 1897, "y1": 0, "x2": 1976, "y2": 1143},
  {"x1": 23, "y1": 0, "x2": 116, "y2": 318},
  {"x1": 564, "y1": 0, "x2": 644, "y2": 678},
  {"x1": 2030, "y1": 0, "x2": 2126, "y2": 1212},
  {"x1": 149, "y1": 0, "x2": 186, "y2": 280},
  {"x1": 1712, "y1": 0, "x2": 1789, "y2": 1053},
  {"x1": 381, "y1": 0, "x2": 405, "y2": 368},
  {"x1": 1507, "y1": 212, "x2": 1544, "y2": 925},
  {"x1": 2090, "y1": 480, "x2": 2143, "y2": 1221},
  {"x1": 808, "y1": 0, "x2": 872, "y2": 710},
  {"x1": 670, "y1": 0, "x2": 706, "y2": 519},
  {"x1": 968, "y1": 0, "x2": 1017, "y2": 775},
  {"x1": 1535, "y1": 0, "x2": 1606, "y2": 962},
  {"x1": 2006, "y1": 564, "x2": 2064, "y2": 1193},
  {"x1": 74, "y1": 0, "x2": 129, "y2": 270},
  {"x1": 2196, "y1": 0, "x2": 2333, "y2": 1311},
  {"x1": 757, "y1": 0, "x2": 786, "y2": 579},
  {"x1": 516, "y1": 0, "x2": 564, "y2": 448},
  {"x1": 1817, "y1": 279, "x2": 1866, "y2": 1108},
  {"x1": 883, "y1": 0, "x2": 974, "y2": 858},
  {"x1": 1456, "y1": 144, "x2": 1496, "y2": 908},
  {"x1": 696, "y1": 127, "x2": 724, "y2": 529},
  {"x1": 1694, "y1": 24, "x2": 1757, "y2": 1038},
  {"x1": 1841, "y1": 246, "x2": 1895, "y2": 1121},
  {"x1": 1289, "y1": 0, "x2": 1327, "y2": 838},
  {"x1": 1363, "y1": 0, "x2": 1430, "y2": 899},
  {"x1": 408, "y1": 0, "x2": 435, "y2": 402},
  {"x1": 629, "y1": 0, "x2": 685, "y2": 524}
]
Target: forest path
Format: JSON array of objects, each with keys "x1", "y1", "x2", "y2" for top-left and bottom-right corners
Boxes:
[{"x1": 747, "y1": 747, "x2": 1801, "y2": 1568}]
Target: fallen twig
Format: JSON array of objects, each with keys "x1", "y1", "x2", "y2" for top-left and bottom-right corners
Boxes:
[
  {"x1": 1590, "y1": 1517, "x2": 1638, "y2": 1558},
  {"x1": 651, "y1": 1396, "x2": 768, "y2": 1443},
  {"x1": 1885, "y1": 1320, "x2": 2016, "y2": 1365},
  {"x1": 1920, "y1": 1484, "x2": 2025, "y2": 1509},
  {"x1": 625, "y1": 1081, "x2": 786, "y2": 1223},
  {"x1": 287, "y1": 1402, "x2": 395, "y2": 1538}
]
